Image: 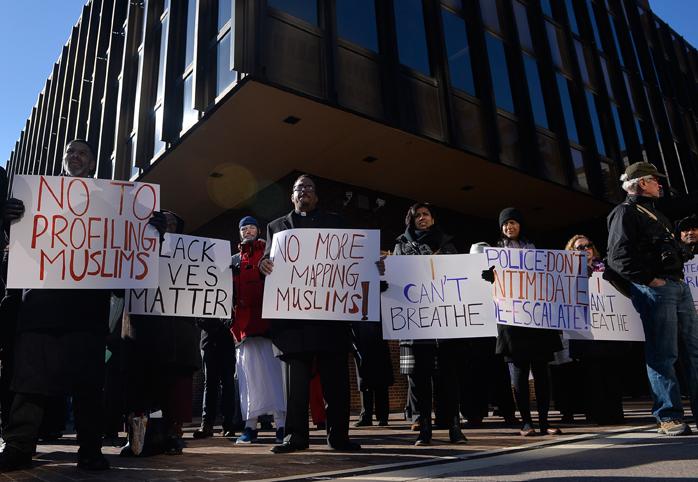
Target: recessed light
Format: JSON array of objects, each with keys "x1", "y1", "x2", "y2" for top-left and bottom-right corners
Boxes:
[
  {"x1": 460, "y1": 185, "x2": 474, "y2": 191},
  {"x1": 283, "y1": 115, "x2": 301, "y2": 124},
  {"x1": 362, "y1": 156, "x2": 378, "y2": 163},
  {"x1": 209, "y1": 172, "x2": 223, "y2": 178}
]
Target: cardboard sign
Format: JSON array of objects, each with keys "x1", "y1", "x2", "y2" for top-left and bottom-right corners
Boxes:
[
  {"x1": 685, "y1": 256, "x2": 698, "y2": 312},
  {"x1": 262, "y1": 229, "x2": 380, "y2": 321},
  {"x1": 8, "y1": 175, "x2": 160, "y2": 289},
  {"x1": 381, "y1": 254, "x2": 496, "y2": 340},
  {"x1": 126, "y1": 233, "x2": 233, "y2": 318},
  {"x1": 567, "y1": 272, "x2": 645, "y2": 342},
  {"x1": 484, "y1": 248, "x2": 590, "y2": 331}
]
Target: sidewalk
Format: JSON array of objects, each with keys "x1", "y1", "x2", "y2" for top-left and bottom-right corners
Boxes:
[{"x1": 0, "y1": 402, "x2": 668, "y2": 481}]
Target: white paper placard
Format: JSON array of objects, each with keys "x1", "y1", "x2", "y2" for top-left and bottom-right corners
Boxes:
[{"x1": 685, "y1": 255, "x2": 698, "y2": 313}]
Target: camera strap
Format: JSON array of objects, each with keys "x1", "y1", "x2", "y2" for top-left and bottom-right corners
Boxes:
[{"x1": 625, "y1": 202, "x2": 676, "y2": 239}]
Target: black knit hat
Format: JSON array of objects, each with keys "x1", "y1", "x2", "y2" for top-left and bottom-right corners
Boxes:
[
  {"x1": 498, "y1": 207, "x2": 523, "y2": 228},
  {"x1": 677, "y1": 214, "x2": 698, "y2": 232}
]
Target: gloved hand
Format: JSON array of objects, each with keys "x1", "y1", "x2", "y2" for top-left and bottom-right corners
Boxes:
[
  {"x1": 3, "y1": 198, "x2": 25, "y2": 224},
  {"x1": 148, "y1": 211, "x2": 167, "y2": 237},
  {"x1": 481, "y1": 266, "x2": 495, "y2": 284}
]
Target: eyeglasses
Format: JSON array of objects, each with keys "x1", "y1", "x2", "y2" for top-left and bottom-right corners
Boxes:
[
  {"x1": 574, "y1": 243, "x2": 594, "y2": 251},
  {"x1": 293, "y1": 184, "x2": 315, "y2": 192}
]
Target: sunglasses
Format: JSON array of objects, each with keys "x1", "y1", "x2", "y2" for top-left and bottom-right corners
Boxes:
[{"x1": 574, "y1": 243, "x2": 594, "y2": 250}]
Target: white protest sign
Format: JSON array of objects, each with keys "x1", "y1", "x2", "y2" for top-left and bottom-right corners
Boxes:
[
  {"x1": 262, "y1": 229, "x2": 380, "y2": 321},
  {"x1": 381, "y1": 254, "x2": 496, "y2": 340},
  {"x1": 125, "y1": 233, "x2": 232, "y2": 318},
  {"x1": 8, "y1": 175, "x2": 160, "y2": 289},
  {"x1": 685, "y1": 256, "x2": 698, "y2": 313},
  {"x1": 484, "y1": 248, "x2": 590, "y2": 331},
  {"x1": 567, "y1": 272, "x2": 645, "y2": 342}
]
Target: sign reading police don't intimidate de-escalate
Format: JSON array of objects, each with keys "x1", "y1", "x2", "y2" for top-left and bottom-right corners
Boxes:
[
  {"x1": 126, "y1": 233, "x2": 232, "y2": 318},
  {"x1": 381, "y1": 254, "x2": 496, "y2": 340},
  {"x1": 484, "y1": 248, "x2": 590, "y2": 331},
  {"x1": 8, "y1": 175, "x2": 160, "y2": 289},
  {"x1": 262, "y1": 229, "x2": 380, "y2": 321}
]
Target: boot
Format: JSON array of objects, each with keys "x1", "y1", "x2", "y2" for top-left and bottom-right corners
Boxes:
[
  {"x1": 192, "y1": 423, "x2": 214, "y2": 439},
  {"x1": 414, "y1": 418, "x2": 432, "y2": 446},
  {"x1": 449, "y1": 416, "x2": 467, "y2": 444}
]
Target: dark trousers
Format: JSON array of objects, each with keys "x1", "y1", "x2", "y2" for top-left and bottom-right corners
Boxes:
[
  {"x1": 550, "y1": 362, "x2": 580, "y2": 419},
  {"x1": 509, "y1": 360, "x2": 551, "y2": 426},
  {"x1": 359, "y1": 387, "x2": 389, "y2": 423},
  {"x1": 491, "y1": 355, "x2": 516, "y2": 419},
  {"x1": 407, "y1": 343, "x2": 460, "y2": 425},
  {"x1": 0, "y1": 358, "x2": 14, "y2": 435},
  {"x1": 460, "y1": 354, "x2": 492, "y2": 422},
  {"x1": 3, "y1": 389, "x2": 103, "y2": 456},
  {"x1": 201, "y1": 345, "x2": 238, "y2": 430},
  {"x1": 283, "y1": 351, "x2": 350, "y2": 447},
  {"x1": 581, "y1": 359, "x2": 625, "y2": 424}
]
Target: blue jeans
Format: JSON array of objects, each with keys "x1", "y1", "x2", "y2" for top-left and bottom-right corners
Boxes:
[{"x1": 631, "y1": 280, "x2": 698, "y2": 422}]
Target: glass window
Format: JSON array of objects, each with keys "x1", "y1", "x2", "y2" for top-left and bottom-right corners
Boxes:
[
  {"x1": 218, "y1": 0, "x2": 232, "y2": 30},
  {"x1": 635, "y1": 117, "x2": 644, "y2": 145},
  {"x1": 565, "y1": 0, "x2": 579, "y2": 34},
  {"x1": 585, "y1": 90, "x2": 606, "y2": 156},
  {"x1": 268, "y1": 0, "x2": 317, "y2": 25},
  {"x1": 575, "y1": 41, "x2": 590, "y2": 85},
  {"x1": 608, "y1": 15, "x2": 625, "y2": 66},
  {"x1": 442, "y1": 0, "x2": 463, "y2": 9},
  {"x1": 599, "y1": 160, "x2": 621, "y2": 201},
  {"x1": 513, "y1": 1, "x2": 533, "y2": 52},
  {"x1": 216, "y1": 31, "x2": 236, "y2": 96},
  {"x1": 156, "y1": 16, "x2": 169, "y2": 102},
  {"x1": 486, "y1": 34, "x2": 514, "y2": 113},
  {"x1": 571, "y1": 148, "x2": 589, "y2": 190},
  {"x1": 599, "y1": 57, "x2": 613, "y2": 99},
  {"x1": 337, "y1": 0, "x2": 378, "y2": 51},
  {"x1": 610, "y1": 103, "x2": 626, "y2": 152},
  {"x1": 480, "y1": 0, "x2": 500, "y2": 33},
  {"x1": 442, "y1": 9, "x2": 475, "y2": 95},
  {"x1": 182, "y1": 73, "x2": 197, "y2": 130},
  {"x1": 153, "y1": 106, "x2": 165, "y2": 154},
  {"x1": 586, "y1": 0, "x2": 603, "y2": 52},
  {"x1": 394, "y1": 0, "x2": 431, "y2": 75},
  {"x1": 556, "y1": 74, "x2": 579, "y2": 143},
  {"x1": 498, "y1": 115, "x2": 521, "y2": 168},
  {"x1": 538, "y1": 134, "x2": 566, "y2": 183},
  {"x1": 547, "y1": 22, "x2": 572, "y2": 73},
  {"x1": 184, "y1": 0, "x2": 196, "y2": 68},
  {"x1": 623, "y1": 72, "x2": 637, "y2": 113},
  {"x1": 541, "y1": 0, "x2": 553, "y2": 18},
  {"x1": 523, "y1": 54, "x2": 548, "y2": 128}
]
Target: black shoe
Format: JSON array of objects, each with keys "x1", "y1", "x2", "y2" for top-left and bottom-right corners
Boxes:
[
  {"x1": 165, "y1": 437, "x2": 184, "y2": 455},
  {"x1": 353, "y1": 418, "x2": 372, "y2": 427},
  {"x1": 449, "y1": 426, "x2": 468, "y2": 444},
  {"x1": 415, "y1": 419, "x2": 432, "y2": 446},
  {"x1": 119, "y1": 442, "x2": 134, "y2": 457},
  {"x1": 222, "y1": 430, "x2": 236, "y2": 438},
  {"x1": 192, "y1": 425, "x2": 214, "y2": 439},
  {"x1": 77, "y1": 453, "x2": 110, "y2": 471},
  {"x1": 315, "y1": 422, "x2": 326, "y2": 430},
  {"x1": 270, "y1": 441, "x2": 308, "y2": 454},
  {"x1": 377, "y1": 419, "x2": 389, "y2": 427},
  {"x1": 328, "y1": 440, "x2": 361, "y2": 451},
  {"x1": 0, "y1": 446, "x2": 32, "y2": 472}
]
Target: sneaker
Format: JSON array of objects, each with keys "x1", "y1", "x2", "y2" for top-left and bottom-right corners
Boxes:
[
  {"x1": 657, "y1": 420, "x2": 691, "y2": 436},
  {"x1": 235, "y1": 427, "x2": 258, "y2": 444},
  {"x1": 520, "y1": 423, "x2": 536, "y2": 437},
  {"x1": 353, "y1": 418, "x2": 372, "y2": 427},
  {"x1": 128, "y1": 414, "x2": 147, "y2": 456},
  {"x1": 193, "y1": 424, "x2": 214, "y2": 439},
  {"x1": 275, "y1": 427, "x2": 285, "y2": 444},
  {"x1": 77, "y1": 453, "x2": 110, "y2": 471}
]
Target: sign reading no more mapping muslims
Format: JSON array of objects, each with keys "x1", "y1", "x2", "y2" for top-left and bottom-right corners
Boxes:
[
  {"x1": 8, "y1": 175, "x2": 160, "y2": 289},
  {"x1": 262, "y1": 228, "x2": 380, "y2": 321},
  {"x1": 126, "y1": 233, "x2": 233, "y2": 318}
]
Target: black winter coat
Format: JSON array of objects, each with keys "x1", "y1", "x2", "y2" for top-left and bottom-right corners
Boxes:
[
  {"x1": 352, "y1": 320, "x2": 394, "y2": 390},
  {"x1": 263, "y1": 210, "x2": 353, "y2": 357}
]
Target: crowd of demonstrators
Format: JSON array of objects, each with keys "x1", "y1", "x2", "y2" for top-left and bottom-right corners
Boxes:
[
  {"x1": 392, "y1": 203, "x2": 467, "y2": 446},
  {"x1": 607, "y1": 162, "x2": 698, "y2": 436}
]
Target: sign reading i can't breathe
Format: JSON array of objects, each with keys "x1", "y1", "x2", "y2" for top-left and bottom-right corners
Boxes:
[
  {"x1": 380, "y1": 254, "x2": 496, "y2": 340},
  {"x1": 125, "y1": 233, "x2": 233, "y2": 318},
  {"x1": 8, "y1": 175, "x2": 160, "y2": 289},
  {"x1": 262, "y1": 229, "x2": 380, "y2": 321},
  {"x1": 484, "y1": 247, "x2": 590, "y2": 331}
]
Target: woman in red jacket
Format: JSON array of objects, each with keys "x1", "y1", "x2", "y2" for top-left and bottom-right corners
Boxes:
[{"x1": 231, "y1": 216, "x2": 286, "y2": 444}]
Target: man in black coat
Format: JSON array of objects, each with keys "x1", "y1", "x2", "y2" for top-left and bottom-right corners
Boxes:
[
  {"x1": 677, "y1": 214, "x2": 698, "y2": 256},
  {"x1": 260, "y1": 174, "x2": 360, "y2": 454}
]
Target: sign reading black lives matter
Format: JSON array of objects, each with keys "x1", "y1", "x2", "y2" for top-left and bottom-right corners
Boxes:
[
  {"x1": 126, "y1": 233, "x2": 233, "y2": 318},
  {"x1": 381, "y1": 254, "x2": 496, "y2": 340},
  {"x1": 262, "y1": 229, "x2": 380, "y2": 321},
  {"x1": 484, "y1": 247, "x2": 590, "y2": 331},
  {"x1": 8, "y1": 175, "x2": 160, "y2": 289}
]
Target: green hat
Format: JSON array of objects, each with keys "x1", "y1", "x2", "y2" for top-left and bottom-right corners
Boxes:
[{"x1": 622, "y1": 162, "x2": 666, "y2": 181}]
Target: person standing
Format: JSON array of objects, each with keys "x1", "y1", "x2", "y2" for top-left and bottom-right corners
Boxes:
[
  {"x1": 231, "y1": 216, "x2": 286, "y2": 444},
  {"x1": 677, "y1": 214, "x2": 698, "y2": 256},
  {"x1": 607, "y1": 162, "x2": 698, "y2": 436},
  {"x1": 260, "y1": 175, "x2": 360, "y2": 454}
]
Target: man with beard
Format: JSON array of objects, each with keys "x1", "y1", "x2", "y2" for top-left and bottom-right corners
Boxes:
[{"x1": 259, "y1": 174, "x2": 360, "y2": 454}]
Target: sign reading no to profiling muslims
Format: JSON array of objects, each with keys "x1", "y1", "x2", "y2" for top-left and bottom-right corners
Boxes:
[
  {"x1": 8, "y1": 175, "x2": 160, "y2": 289},
  {"x1": 484, "y1": 247, "x2": 590, "y2": 331},
  {"x1": 262, "y1": 229, "x2": 381, "y2": 321},
  {"x1": 126, "y1": 233, "x2": 233, "y2": 318},
  {"x1": 567, "y1": 272, "x2": 645, "y2": 342},
  {"x1": 381, "y1": 254, "x2": 497, "y2": 340},
  {"x1": 685, "y1": 256, "x2": 698, "y2": 313}
]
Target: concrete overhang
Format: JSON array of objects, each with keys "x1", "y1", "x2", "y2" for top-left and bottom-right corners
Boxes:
[{"x1": 141, "y1": 79, "x2": 613, "y2": 232}]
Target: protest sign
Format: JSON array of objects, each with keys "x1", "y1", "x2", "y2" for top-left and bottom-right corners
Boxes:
[
  {"x1": 381, "y1": 254, "x2": 496, "y2": 340},
  {"x1": 567, "y1": 272, "x2": 645, "y2": 342},
  {"x1": 484, "y1": 247, "x2": 589, "y2": 331},
  {"x1": 685, "y1": 256, "x2": 698, "y2": 312},
  {"x1": 126, "y1": 233, "x2": 233, "y2": 318},
  {"x1": 8, "y1": 175, "x2": 160, "y2": 289},
  {"x1": 262, "y1": 229, "x2": 380, "y2": 321}
]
